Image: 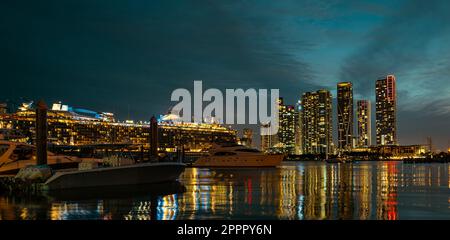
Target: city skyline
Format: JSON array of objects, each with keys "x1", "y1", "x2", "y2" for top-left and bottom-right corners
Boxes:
[
  {"x1": 1, "y1": 1, "x2": 450, "y2": 150},
  {"x1": 0, "y1": 75, "x2": 446, "y2": 152}
]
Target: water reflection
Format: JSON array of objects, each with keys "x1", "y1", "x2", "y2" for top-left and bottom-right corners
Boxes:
[
  {"x1": 0, "y1": 162, "x2": 449, "y2": 220},
  {"x1": 174, "y1": 162, "x2": 449, "y2": 220}
]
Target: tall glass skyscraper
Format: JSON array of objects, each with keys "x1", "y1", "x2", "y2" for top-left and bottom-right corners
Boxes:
[
  {"x1": 337, "y1": 82, "x2": 354, "y2": 151},
  {"x1": 301, "y1": 90, "x2": 333, "y2": 154},
  {"x1": 357, "y1": 100, "x2": 371, "y2": 147},
  {"x1": 278, "y1": 98, "x2": 296, "y2": 154},
  {"x1": 375, "y1": 75, "x2": 397, "y2": 146}
]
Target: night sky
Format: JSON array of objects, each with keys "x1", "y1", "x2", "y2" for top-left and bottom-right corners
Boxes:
[{"x1": 1, "y1": 0, "x2": 449, "y2": 150}]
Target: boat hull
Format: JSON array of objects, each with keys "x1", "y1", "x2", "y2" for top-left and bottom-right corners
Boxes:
[
  {"x1": 44, "y1": 162, "x2": 186, "y2": 190},
  {"x1": 47, "y1": 182, "x2": 186, "y2": 200},
  {"x1": 193, "y1": 154, "x2": 284, "y2": 167}
]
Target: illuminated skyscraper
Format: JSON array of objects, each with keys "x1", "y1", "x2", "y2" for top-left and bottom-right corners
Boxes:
[
  {"x1": 277, "y1": 98, "x2": 296, "y2": 154},
  {"x1": 357, "y1": 100, "x2": 371, "y2": 147},
  {"x1": 301, "y1": 92, "x2": 316, "y2": 154},
  {"x1": 0, "y1": 103, "x2": 7, "y2": 114},
  {"x1": 301, "y1": 90, "x2": 333, "y2": 154},
  {"x1": 376, "y1": 75, "x2": 397, "y2": 145},
  {"x1": 260, "y1": 98, "x2": 282, "y2": 152},
  {"x1": 294, "y1": 100, "x2": 302, "y2": 155},
  {"x1": 241, "y1": 128, "x2": 253, "y2": 148},
  {"x1": 337, "y1": 82, "x2": 354, "y2": 151},
  {"x1": 260, "y1": 122, "x2": 277, "y2": 152}
]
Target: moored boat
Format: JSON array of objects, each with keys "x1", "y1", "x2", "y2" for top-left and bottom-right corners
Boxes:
[
  {"x1": 44, "y1": 162, "x2": 186, "y2": 190},
  {"x1": 193, "y1": 143, "x2": 284, "y2": 167}
]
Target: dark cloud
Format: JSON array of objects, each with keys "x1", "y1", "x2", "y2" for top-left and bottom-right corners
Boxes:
[
  {"x1": 339, "y1": 0, "x2": 450, "y2": 95},
  {"x1": 0, "y1": 0, "x2": 317, "y2": 119}
]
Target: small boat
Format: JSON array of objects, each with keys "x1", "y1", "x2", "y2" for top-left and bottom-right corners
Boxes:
[
  {"x1": 193, "y1": 143, "x2": 284, "y2": 167},
  {"x1": 44, "y1": 162, "x2": 186, "y2": 190}
]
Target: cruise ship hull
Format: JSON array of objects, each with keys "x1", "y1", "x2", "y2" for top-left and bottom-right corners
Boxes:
[{"x1": 193, "y1": 154, "x2": 284, "y2": 167}]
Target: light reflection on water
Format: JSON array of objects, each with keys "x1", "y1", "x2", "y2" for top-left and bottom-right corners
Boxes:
[{"x1": 0, "y1": 161, "x2": 449, "y2": 220}]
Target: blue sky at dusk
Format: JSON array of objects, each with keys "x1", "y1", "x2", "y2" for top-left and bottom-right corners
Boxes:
[{"x1": 1, "y1": 0, "x2": 449, "y2": 150}]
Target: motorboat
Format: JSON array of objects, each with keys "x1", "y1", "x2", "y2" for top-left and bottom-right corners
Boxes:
[
  {"x1": 44, "y1": 161, "x2": 186, "y2": 190},
  {"x1": 0, "y1": 140, "x2": 186, "y2": 190},
  {"x1": 193, "y1": 143, "x2": 284, "y2": 167}
]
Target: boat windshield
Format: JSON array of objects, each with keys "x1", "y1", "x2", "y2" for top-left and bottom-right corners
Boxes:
[
  {"x1": 220, "y1": 144, "x2": 242, "y2": 148},
  {"x1": 0, "y1": 144, "x2": 9, "y2": 158},
  {"x1": 235, "y1": 148, "x2": 261, "y2": 153}
]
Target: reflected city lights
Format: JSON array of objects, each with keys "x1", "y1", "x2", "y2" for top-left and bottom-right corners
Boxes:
[{"x1": 0, "y1": 162, "x2": 448, "y2": 220}]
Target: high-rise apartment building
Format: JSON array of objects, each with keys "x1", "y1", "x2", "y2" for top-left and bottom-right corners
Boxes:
[
  {"x1": 337, "y1": 82, "x2": 354, "y2": 151},
  {"x1": 301, "y1": 90, "x2": 333, "y2": 154},
  {"x1": 357, "y1": 100, "x2": 371, "y2": 147},
  {"x1": 260, "y1": 122, "x2": 277, "y2": 152},
  {"x1": 0, "y1": 103, "x2": 7, "y2": 114},
  {"x1": 294, "y1": 100, "x2": 302, "y2": 155},
  {"x1": 276, "y1": 98, "x2": 296, "y2": 154},
  {"x1": 241, "y1": 128, "x2": 253, "y2": 148},
  {"x1": 376, "y1": 75, "x2": 397, "y2": 145}
]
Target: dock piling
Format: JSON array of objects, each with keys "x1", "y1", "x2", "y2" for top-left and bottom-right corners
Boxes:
[
  {"x1": 150, "y1": 116, "x2": 158, "y2": 161},
  {"x1": 36, "y1": 100, "x2": 48, "y2": 165}
]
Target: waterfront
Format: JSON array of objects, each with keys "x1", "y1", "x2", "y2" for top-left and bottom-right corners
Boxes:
[{"x1": 0, "y1": 161, "x2": 449, "y2": 220}]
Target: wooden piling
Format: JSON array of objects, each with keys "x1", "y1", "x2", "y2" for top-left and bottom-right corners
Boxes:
[
  {"x1": 150, "y1": 116, "x2": 158, "y2": 160},
  {"x1": 36, "y1": 100, "x2": 48, "y2": 166}
]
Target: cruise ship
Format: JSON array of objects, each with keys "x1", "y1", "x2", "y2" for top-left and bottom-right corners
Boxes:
[
  {"x1": 193, "y1": 143, "x2": 284, "y2": 167},
  {"x1": 0, "y1": 101, "x2": 237, "y2": 153}
]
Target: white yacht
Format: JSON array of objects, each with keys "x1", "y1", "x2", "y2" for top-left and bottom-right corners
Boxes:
[{"x1": 193, "y1": 143, "x2": 284, "y2": 167}]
